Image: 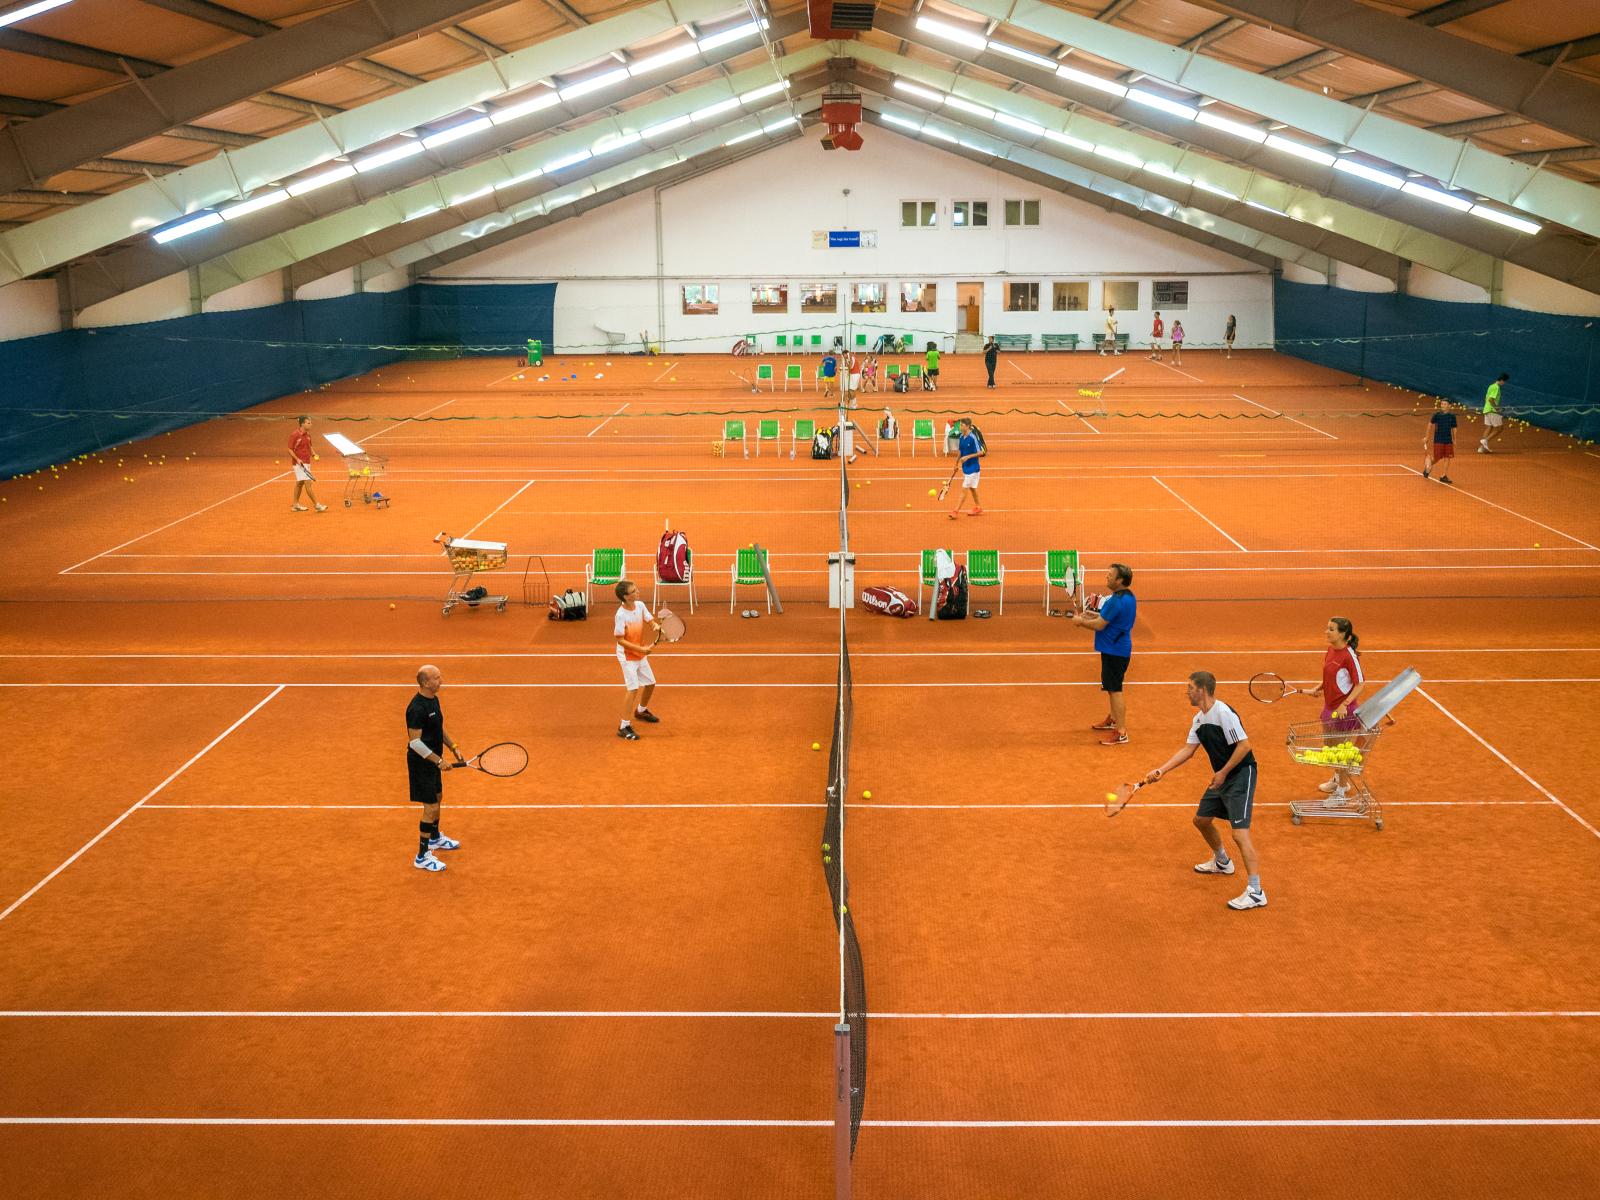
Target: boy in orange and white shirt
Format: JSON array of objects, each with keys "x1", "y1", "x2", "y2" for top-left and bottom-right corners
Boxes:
[{"x1": 612, "y1": 579, "x2": 661, "y2": 740}]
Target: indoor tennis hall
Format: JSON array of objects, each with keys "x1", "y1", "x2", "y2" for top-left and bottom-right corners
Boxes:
[{"x1": 2, "y1": 1, "x2": 1599, "y2": 1198}]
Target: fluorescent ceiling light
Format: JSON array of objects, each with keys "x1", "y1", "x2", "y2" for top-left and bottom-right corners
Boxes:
[
  {"x1": 1142, "y1": 162, "x2": 1190, "y2": 182},
  {"x1": 1043, "y1": 129, "x2": 1095, "y2": 152},
  {"x1": 1126, "y1": 89, "x2": 1196, "y2": 120},
  {"x1": 697, "y1": 19, "x2": 762, "y2": 52},
  {"x1": 881, "y1": 112, "x2": 922, "y2": 131},
  {"x1": 1057, "y1": 64, "x2": 1127, "y2": 99},
  {"x1": 1192, "y1": 179, "x2": 1239, "y2": 200},
  {"x1": 642, "y1": 114, "x2": 692, "y2": 139},
  {"x1": 152, "y1": 212, "x2": 223, "y2": 244},
  {"x1": 1093, "y1": 144, "x2": 1143, "y2": 168},
  {"x1": 1196, "y1": 111, "x2": 1266, "y2": 143},
  {"x1": 894, "y1": 80, "x2": 943, "y2": 103},
  {"x1": 1402, "y1": 180, "x2": 1472, "y2": 211},
  {"x1": 629, "y1": 42, "x2": 700, "y2": 75},
  {"x1": 994, "y1": 112, "x2": 1045, "y2": 137},
  {"x1": 922, "y1": 125, "x2": 958, "y2": 144},
  {"x1": 354, "y1": 141, "x2": 426, "y2": 172},
  {"x1": 1245, "y1": 199, "x2": 1285, "y2": 216},
  {"x1": 0, "y1": 0, "x2": 72, "y2": 29},
  {"x1": 495, "y1": 168, "x2": 543, "y2": 190},
  {"x1": 403, "y1": 205, "x2": 440, "y2": 222},
  {"x1": 987, "y1": 41, "x2": 1058, "y2": 72},
  {"x1": 593, "y1": 130, "x2": 642, "y2": 152},
  {"x1": 692, "y1": 97, "x2": 741, "y2": 121},
  {"x1": 451, "y1": 185, "x2": 495, "y2": 205},
  {"x1": 725, "y1": 128, "x2": 764, "y2": 146},
  {"x1": 1333, "y1": 158, "x2": 1403, "y2": 188},
  {"x1": 945, "y1": 95, "x2": 994, "y2": 119},
  {"x1": 740, "y1": 81, "x2": 788, "y2": 103},
  {"x1": 559, "y1": 67, "x2": 629, "y2": 102},
  {"x1": 915, "y1": 16, "x2": 987, "y2": 50},
  {"x1": 285, "y1": 164, "x2": 356, "y2": 196},
  {"x1": 219, "y1": 189, "x2": 289, "y2": 220},
  {"x1": 542, "y1": 150, "x2": 592, "y2": 173},
  {"x1": 1265, "y1": 134, "x2": 1336, "y2": 167},
  {"x1": 762, "y1": 116, "x2": 798, "y2": 132},
  {"x1": 1469, "y1": 205, "x2": 1540, "y2": 235},
  {"x1": 490, "y1": 91, "x2": 560, "y2": 124},
  {"x1": 421, "y1": 116, "x2": 493, "y2": 150}
]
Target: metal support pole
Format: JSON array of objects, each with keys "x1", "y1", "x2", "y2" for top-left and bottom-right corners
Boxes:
[
  {"x1": 654, "y1": 185, "x2": 666, "y2": 355},
  {"x1": 834, "y1": 1022, "x2": 853, "y2": 1200}
]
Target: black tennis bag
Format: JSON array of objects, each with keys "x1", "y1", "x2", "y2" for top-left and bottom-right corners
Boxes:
[
  {"x1": 812, "y1": 428, "x2": 835, "y2": 459},
  {"x1": 547, "y1": 589, "x2": 588, "y2": 620},
  {"x1": 935, "y1": 565, "x2": 969, "y2": 620},
  {"x1": 894, "y1": 373, "x2": 909, "y2": 393}
]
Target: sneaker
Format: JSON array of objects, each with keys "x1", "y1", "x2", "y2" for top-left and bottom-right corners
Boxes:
[
  {"x1": 1321, "y1": 786, "x2": 1349, "y2": 808},
  {"x1": 1477, "y1": 444, "x2": 1487, "y2": 454},
  {"x1": 1195, "y1": 857, "x2": 1236, "y2": 875},
  {"x1": 1318, "y1": 776, "x2": 1341, "y2": 794},
  {"x1": 428, "y1": 834, "x2": 461, "y2": 851},
  {"x1": 948, "y1": 510, "x2": 961, "y2": 520},
  {"x1": 1090, "y1": 717, "x2": 1118, "y2": 731},
  {"x1": 413, "y1": 851, "x2": 446, "y2": 872},
  {"x1": 1099, "y1": 731, "x2": 1129, "y2": 746},
  {"x1": 1227, "y1": 887, "x2": 1268, "y2": 910},
  {"x1": 969, "y1": 507, "x2": 983, "y2": 516},
  {"x1": 290, "y1": 504, "x2": 308, "y2": 512},
  {"x1": 314, "y1": 503, "x2": 328, "y2": 512},
  {"x1": 617, "y1": 724, "x2": 640, "y2": 740},
  {"x1": 634, "y1": 708, "x2": 660, "y2": 724},
  {"x1": 1440, "y1": 475, "x2": 1452, "y2": 485},
  {"x1": 1422, "y1": 469, "x2": 1430, "y2": 479}
]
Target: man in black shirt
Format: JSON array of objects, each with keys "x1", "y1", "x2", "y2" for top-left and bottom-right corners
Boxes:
[
  {"x1": 1422, "y1": 399, "x2": 1459, "y2": 484},
  {"x1": 983, "y1": 336, "x2": 998, "y2": 389},
  {"x1": 1144, "y1": 671, "x2": 1266, "y2": 910},
  {"x1": 406, "y1": 664, "x2": 464, "y2": 872}
]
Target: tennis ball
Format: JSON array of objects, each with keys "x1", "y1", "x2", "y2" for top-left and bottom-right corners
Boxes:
[
  {"x1": 812, "y1": 742, "x2": 821, "y2": 751},
  {"x1": 388, "y1": 603, "x2": 396, "y2": 610},
  {"x1": 1534, "y1": 542, "x2": 1541, "y2": 547},
  {"x1": 862, "y1": 790, "x2": 872, "y2": 799},
  {"x1": 905, "y1": 502, "x2": 911, "y2": 508},
  {"x1": 928, "y1": 488, "x2": 936, "y2": 495},
  {"x1": 1107, "y1": 792, "x2": 1118, "y2": 804}
]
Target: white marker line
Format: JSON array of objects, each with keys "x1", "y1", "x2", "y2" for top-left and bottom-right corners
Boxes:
[
  {"x1": 1233, "y1": 392, "x2": 1338, "y2": 440},
  {"x1": 0, "y1": 686, "x2": 283, "y2": 925},
  {"x1": 1006, "y1": 358, "x2": 1033, "y2": 380},
  {"x1": 5, "y1": 679, "x2": 1600, "y2": 690},
  {"x1": 586, "y1": 402, "x2": 630, "y2": 437},
  {"x1": 136, "y1": 799, "x2": 1556, "y2": 811},
  {"x1": 652, "y1": 361, "x2": 678, "y2": 383},
  {"x1": 6, "y1": 1008, "x2": 1595, "y2": 1020},
  {"x1": 1053, "y1": 394, "x2": 1101, "y2": 434},
  {"x1": 1417, "y1": 686, "x2": 1600, "y2": 841},
  {"x1": 463, "y1": 480, "x2": 536, "y2": 538},
  {"x1": 1, "y1": 648, "x2": 1594, "y2": 661},
  {"x1": 1395, "y1": 464, "x2": 1600, "y2": 552},
  {"x1": 2, "y1": 1117, "x2": 1594, "y2": 1130},
  {"x1": 1150, "y1": 477, "x2": 1248, "y2": 551},
  {"x1": 863, "y1": 1119, "x2": 1600, "y2": 1129},
  {"x1": 485, "y1": 365, "x2": 531, "y2": 388},
  {"x1": 1152, "y1": 357, "x2": 1203, "y2": 382}
]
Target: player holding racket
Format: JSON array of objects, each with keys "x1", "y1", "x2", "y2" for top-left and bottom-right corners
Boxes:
[
  {"x1": 1144, "y1": 671, "x2": 1266, "y2": 911},
  {"x1": 406, "y1": 664, "x2": 464, "y2": 873},
  {"x1": 948, "y1": 417, "x2": 986, "y2": 518},
  {"x1": 1307, "y1": 616, "x2": 1365, "y2": 800},
  {"x1": 613, "y1": 580, "x2": 662, "y2": 740},
  {"x1": 288, "y1": 415, "x2": 327, "y2": 513},
  {"x1": 1074, "y1": 563, "x2": 1136, "y2": 745}
]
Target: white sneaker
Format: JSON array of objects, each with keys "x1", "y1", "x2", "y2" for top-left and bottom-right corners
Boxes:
[
  {"x1": 1194, "y1": 857, "x2": 1236, "y2": 875},
  {"x1": 1228, "y1": 887, "x2": 1267, "y2": 910},
  {"x1": 1321, "y1": 787, "x2": 1349, "y2": 808},
  {"x1": 1318, "y1": 776, "x2": 1341, "y2": 794},
  {"x1": 413, "y1": 851, "x2": 447, "y2": 872},
  {"x1": 428, "y1": 834, "x2": 460, "y2": 851},
  {"x1": 314, "y1": 503, "x2": 328, "y2": 512},
  {"x1": 290, "y1": 504, "x2": 308, "y2": 512}
]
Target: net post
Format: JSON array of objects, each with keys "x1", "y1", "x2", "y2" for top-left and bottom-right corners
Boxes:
[{"x1": 834, "y1": 1020, "x2": 853, "y2": 1200}]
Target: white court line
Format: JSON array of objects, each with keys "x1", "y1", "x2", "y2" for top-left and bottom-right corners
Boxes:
[
  {"x1": 6, "y1": 1007, "x2": 1595, "y2": 1020},
  {"x1": 1233, "y1": 392, "x2": 1338, "y2": 440},
  {"x1": 1006, "y1": 358, "x2": 1033, "y2": 381},
  {"x1": 1053, "y1": 394, "x2": 1101, "y2": 435},
  {"x1": 1150, "y1": 476, "x2": 1248, "y2": 551},
  {"x1": 2, "y1": 1116, "x2": 1594, "y2": 1129},
  {"x1": 1152, "y1": 357, "x2": 1204, "y2": 383},
  {"x1": 586, "y1": 402, "x2": 630, "y2": 437},
  {"x1": 484, "y1": 364, "x2": 531, "y2": 388},
  {"x1": 3, "y1": 647, "x2": 1597, "y2": 659},
  {"x1": 0, "y1": 685, "x2": 283, "y2": 925},
  {"x1": 59, "y1": 564, "x2": 1600, "y2": 577},
  {"x1": 1418, "y1": 686, "x2": 1600, "y2": 841},
  {"x1": 6, "y1": 679, "x2": 1600, "y2": 690},
  {"x1": 1396, "y1": 463, "x2": 1600, "y2": 553},
  {"x1": 863, "y1": 1119, "x2": 1600, "y2": 1129},
  {"x1": 137, "y1": 799, "x2": 1557, "y2": 811},
  {"x1": 87, "y1": 545, "x2": 1586, "y2": 559},
  {"x1": 652, "y1": 361, "x2": 678, "y2": 383},
  {"x1": 463, "y1": 479, "x2": 535, "y2": 538}
]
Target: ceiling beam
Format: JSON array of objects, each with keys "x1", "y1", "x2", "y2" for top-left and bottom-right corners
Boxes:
[
  {"x1": 542, "y1": 0, "x2": 590, "y2": 29},
  {"x1": 1265, "y1": 0, "x2": 1513, "y2": 82},
  {"x1": 137, "y1": 0, "x2": 276, "y2": 37},
  {"x1": 0, "y1": 0, "x2": 511, "y2": 195},
  {"x1": 1, "y1": 190, "x2": 96, "y2": 206}
]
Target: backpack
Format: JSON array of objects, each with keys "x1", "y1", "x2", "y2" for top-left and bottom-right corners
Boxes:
[
  {"x1": 878, "y1": 411, "x2": 898, "y2": 440},
  {"x1": 921, "y1": 371, "x2": 934, "y2": 391},
  {"x1": 894, "y1": 373, "x2": 909, "y2": 393},
  {"x1": 656, "y1": 529, "x2": 690, "y2": 583},
  {"x1": 936, "y1": 565, "x2": 969, "y2": 620},
  {"x1": 861, "y1": 585, "x2": 917, "y2": 617},
  {"x1": 812, "y1": 428, "x2": 834, "y2": 459},
  {"x1": 546, "y1": 589, "x2": 588, "y2": 621}
]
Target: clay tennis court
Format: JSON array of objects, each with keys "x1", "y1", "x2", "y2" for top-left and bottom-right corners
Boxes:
[{"x1": 3, "y1": 346, "x2": 1598, "y2": 1198}]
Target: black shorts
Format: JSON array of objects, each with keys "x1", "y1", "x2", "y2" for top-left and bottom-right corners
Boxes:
[
  {"x1": 1100, "y1": 653, "x2": 1130, "y2": 693},
  {"x1": 1196, "y1": 761, "x2": 1258, "y2": 829},
  {"x1": 928, "y1": 368, "x2": 939, "y2": 377},
  {"x1": 408, "y1": 767, "x2": 442, "y2": 805}
]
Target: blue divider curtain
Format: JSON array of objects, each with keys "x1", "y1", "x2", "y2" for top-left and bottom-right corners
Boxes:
[{"x1": 1275, "y1": 279, "x2": 1600, "y2": 441}]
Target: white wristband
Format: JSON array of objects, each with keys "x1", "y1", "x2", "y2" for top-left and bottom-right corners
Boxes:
[{"x1": 409, "y1": 738, "x2": 435, "y2": 760}]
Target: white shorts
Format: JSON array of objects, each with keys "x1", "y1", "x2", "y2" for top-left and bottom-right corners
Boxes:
[
  {"x1": 961, "y1": 472, "x2": 981, "y2": 490},
  {"x1": 1484, "y1": 412, "x2": 1503, "y2": 427},
  {"x1": 620, "y1": 657, "x2": 656, "y2": 691},
  {"x1": 292, "y1": 462, "x2": 314, "y2": 482}
]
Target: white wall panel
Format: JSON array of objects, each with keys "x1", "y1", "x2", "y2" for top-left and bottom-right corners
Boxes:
[
  {"x1": 79, "y1": 273, "x2": 190, "y2": 329},
  {"x1": 1501, "y1": 264, "x2": 1600, "y2": 318},
  {"x1": 0, "y1": 279, "x2": 60, "y2": 342},
  {"x1": 205, "y1": 274, "x2": 283, "y2": 314}
]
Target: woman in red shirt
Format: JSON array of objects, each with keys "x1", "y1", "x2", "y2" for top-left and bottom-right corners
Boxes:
[{"x1": 1308, "y1": 616, "x2": 1365, "y2": 798}]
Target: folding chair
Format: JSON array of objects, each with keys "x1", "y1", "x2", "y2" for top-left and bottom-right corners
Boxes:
[
  {"x1": 755, "y1": 418, "x2": 780, "y2": 456},
  {"x1": 754, "y1": 363, "x2": 774, "y2": 390},
  {"x1": 775, "y1": 335, "x2": 789, "y2": 352},
  {"x1": 966, "y1": 549, "x2": 1005, "y2": 615},
  {"x1": 907, "y1": 363, "x2": 923, "y2": 387},
  {"x1": 723, "y1": 419, "x2": 747, "y2": 458},
  {"x1": 886, "y1": 363, "x2": 901, "y2": 385},
  {"x1": 854, "y1": 333, "x2": 868, "y2": 348},
  {"x1": 917, "y1": 549, "x2": 949, "y2": 621},
  {"x1": 784, "y1": 364, "x2": 803, "y2": 391},
  {"x1": 742, "y1": 333, "x2": 759, "y2": 353},
  {"x1": 731, "y1": 545, "x2": 772, "y2": 612},
  {"x1": 793, "y1": 419, "x2": 816, "y2": 455},
  {"x1": 911, "y1": 418, "x2": 936, "y2": 456},
  {"x1": 653, "y1": 547, "x2": 697, "y2": 613},
  {"x1": 1044, "y1": 549, "x2": 1082, "y2": 613},
  {"x1": 808, "y1": 334, "x2": 823, "y2": 353},
  {"x1": 586, "y1": 547, "x2": 625, "y2": 594}
]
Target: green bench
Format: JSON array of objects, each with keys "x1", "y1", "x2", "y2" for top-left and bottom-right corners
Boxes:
[
  {"x1": 1093, "y1": 333, "x2": 1131, "y2": 353},
  {"x1": 1042, "y1": 334, "x2": 1079, "y2": 351},
  {"x1": 992, "y1": 334, "x2": 1032, "y2": 351}
]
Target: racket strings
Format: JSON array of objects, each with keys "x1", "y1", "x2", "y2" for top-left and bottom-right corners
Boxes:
[
  {"x1": 477, "y1": 743, "x2": 529, "y2": 776},
  {"x1": 1248, "y1": 672, "x2": 1289, "y2": 703}
]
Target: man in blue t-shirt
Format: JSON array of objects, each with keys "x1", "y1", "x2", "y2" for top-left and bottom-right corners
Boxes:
[
  {"x1": 1422, "y1": 399, "x2": 1458, "y2": 484},
  {"x1": 819, "y1": 351, "x2": 838, "y2": 399},
  {"x1": 1071, "y1": 562, "x2": 1136, "y2": 745},
  {"x1": 948, "y1": 417, "x2": 986, "y2": 518}
]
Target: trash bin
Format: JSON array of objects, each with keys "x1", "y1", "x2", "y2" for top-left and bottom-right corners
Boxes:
[{"x1": 828, "y1": 551, "x2": 856, "y2": 609}]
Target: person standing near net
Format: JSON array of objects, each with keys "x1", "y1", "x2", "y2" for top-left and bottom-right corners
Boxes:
[
  {"x1": 613, "y1": 580, "x2": 660, "y2": 740},
  {"x1": 1306, "y1": 616, "x2": 1365, "y2": 801},
  {"x1": 1100, "y1": 307, "x2": 1122, "y2": 356},
  {"x1": 1074, "y1": 563, "x2": 1136, "y2": 745},
  {"x1": 1422, "y1": 399, "x2": 1459, "y2": 484},
  {"x1": 1144, "y1": 671, "x2": 1266, "y2": 911},
  {"x1": 1224, "y1": 314, "x2": 1237, "y2": 358},
  {"x1": 1479, "y1": 373, "x2": 1508, "y2": 453},
  {"x1": 288, "y1": 415, "x2": 327, "y2": 513},
  {"x1": 406, "y1": 664, "x2": 464, "y2": 873},
  {"x1": 820, "y1": 349, "x2": 839, "y2": 400},
  {"x1": 1149, "y1": 311, "x2": 1164, "y2": 362},
  {"x1": 983, "y1": 336, "x2": 998, "y2": 388}
]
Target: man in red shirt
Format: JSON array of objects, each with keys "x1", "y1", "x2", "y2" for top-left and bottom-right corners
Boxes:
[
  {"x1": 288, "y1": 415, "x2": 327, "y2": 513},
  {"x1": 1149, "y1": 311, "x2": 1164, "y2": 362}
]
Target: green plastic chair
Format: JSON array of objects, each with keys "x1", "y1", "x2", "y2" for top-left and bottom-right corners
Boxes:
[
  {"x1": 652, "y1": 546, "x2": 696, "y2": 613},
  {"x1": 919, "y1": 549, "x2": 950, "y2": 620},
  {"x1": 966, "y1": 550, "x2": 1005, "y2": 615},
  {"x1": 775, "y1": 335, "x2": 789, "y2": 351},
  {"x1": 755, "y1": 418, "x2": 780, "y2": 456},
  {"x1": 854, "y1": 333, "x2": 868, "y2": 348},
  {"x1": 808, "y1": 334, "x2": 823, "y2": 352},
  {"x1": 886, "y1": 363, "x2": 901, "y2": 379},
  {"x1": 793, "y1": 419, "x2": 816, "y2": 454},
  {"x1": 743, "y1": 333, "x2": 758, "y2": 353},
  {"x1": 908, "y1": 362, "x2": 923, "y2": 379},
  {"x1": 731, "y1": 545, "x2": 771, "y2": 612},
  {"x1": 723, "y1": 419, "x2": 747, "y2": 458},
  {"x1": 900, "y1": 334, "x2": 914, "y2": 352},
  {"x1": 911, "y1": 418, "x2": 936, "y2": 456},
  {"x1": 784, "y1": 364, "x2": 803, "y2": 391},
  {"x1": 755, "y1": 363, "x2": 774, "y2": 390},
  {"x1": 1044, "y1": 549, "x2": 1081, "y2": 613},
  {"x1": 586, "y1": 547, "x2": 625, "y2": 590}
]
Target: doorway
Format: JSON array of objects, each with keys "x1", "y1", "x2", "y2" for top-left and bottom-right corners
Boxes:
[{"x1": 957, "y1": 281, "x2": 983, "y2": 334}]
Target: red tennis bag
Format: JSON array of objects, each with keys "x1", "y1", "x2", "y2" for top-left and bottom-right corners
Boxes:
[
  {"x1": 656, "y1": 529, "x2": 690, "y2": 583},
  {"x1": 861, "y1": 585, "x2": 918, "y2": 617}
]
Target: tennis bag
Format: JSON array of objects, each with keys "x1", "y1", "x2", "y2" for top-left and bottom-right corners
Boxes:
[
  {"x1": 936, "y1": 565, "x2": 969, "y2": 620},
  {"x1": 812, "y1": 428, "x2": 835, "y2": 459},
  {"x1": 893, "y1": 372, "x2": 909, "y2": 393},
  {"x1": 861, "y1": 585, "x2": 918, "y2": 618},
  {"x1": 656, "y1": 529, "x2": 690, "y2": 583},
  {"x1": 877, "y1": 411, "x2": 898, "y2": 440},
  {"x1": 547, "y1": 588, "x2": 588, "y2": 621}
]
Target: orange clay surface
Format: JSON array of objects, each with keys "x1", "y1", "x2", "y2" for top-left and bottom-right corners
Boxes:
[{"x1": 1, "y1": 349, "x2": 1598, "y2": 1198}]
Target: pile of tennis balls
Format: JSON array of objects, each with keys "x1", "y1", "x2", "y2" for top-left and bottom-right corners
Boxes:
[{"x1": 1300, "y1": 740, "x2": 1363, "y2": 767}]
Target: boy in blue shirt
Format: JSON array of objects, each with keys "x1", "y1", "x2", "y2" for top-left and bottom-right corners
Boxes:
[
  {"x1": 948, "y1": 417, "x2": 986, "y2": 518},
  {"x1": 1071, "y1": 562, "x2": 1136, "y2": 745},
  {"x1": 820, "y1": 351, "x2": 838, "y2": 399}
]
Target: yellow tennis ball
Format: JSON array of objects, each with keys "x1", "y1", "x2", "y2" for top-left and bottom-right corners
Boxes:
[
  {"x1": 388, "y1": 603, "x2": 396, "y2": 610},
  {"x1": 811, "y1": 741, "x2": 821, "y2": 751},
  {"x1": 928, "y1": 488, "x2": 936, "y2": 495},
  {"x1": 862, "y1": 790, "x2": 872, "y2": 799},
  {"x1": 1534, "y1": 542, "x2": 1540, "y2": 547}
]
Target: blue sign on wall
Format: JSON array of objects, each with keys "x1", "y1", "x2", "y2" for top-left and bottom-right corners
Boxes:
[{"x1": 828, "y1": 230, "x2": 862, "y2": 248}]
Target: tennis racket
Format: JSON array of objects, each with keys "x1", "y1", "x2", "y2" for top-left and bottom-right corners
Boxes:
[
  {"x1": 648, "y1": 608, "x2": 687, "y2": 647},
  {"x1": 450, "y1": 742, "x2": 528, "y2": 777},
  {"x1": 1248, "y1": 672, "x2": 1307, "y2": 704},
  {"x1": 1105, "y1": 777, "x2": 1152, "y2": 817},
  {"x1": 936, "y1": 465, "x2": 960, "y2": 501}
]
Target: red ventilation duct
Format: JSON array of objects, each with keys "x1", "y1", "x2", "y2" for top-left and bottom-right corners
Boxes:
[{"x1": 821, "y1": 94, "x2": 864, "y2": 152}]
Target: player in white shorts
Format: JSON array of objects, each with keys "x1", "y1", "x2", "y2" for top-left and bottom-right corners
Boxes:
[{"x1": 612, "y1": 580, "x2": 661, "y2": 740}]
